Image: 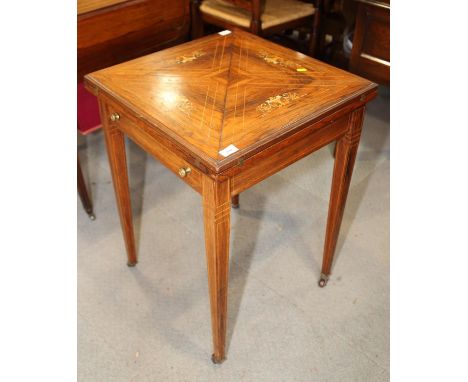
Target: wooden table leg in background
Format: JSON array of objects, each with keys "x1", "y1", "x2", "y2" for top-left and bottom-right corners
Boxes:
[
  {"x1": 202, "y1": 176, "x2": 231, "y2": 364},
  {"x1": 102, "y1": 119, "x2": 138, "y2": 267},
  {"x1": 231, "y1": 194, "x2": 240, "y2": 209},
  {"x1": 319, "y1": 107, "x2": 365, "y2": 287},
  {"x1": 78, "y1": 155, "x2": 96, "y2": 220}
]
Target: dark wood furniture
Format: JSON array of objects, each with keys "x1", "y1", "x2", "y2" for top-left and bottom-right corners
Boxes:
[
  {"x1": 85, "y1": 30, "x2": 377, "y2": 363},
  {"x1": 191, "y1": 0, "x2": 321, "y2": 56},
  {"x1": 349, "y1": 0, "x2": 389, "y2": 85},
  {"x1": 77, "y1": 0, "x2": 191, "y2": 218},
  {"x1": 78, "y1": 0, "x2": 191, "y2": 81},
  {"x1": 78, "y1": 156, "x2": 96, "y2": 220}
]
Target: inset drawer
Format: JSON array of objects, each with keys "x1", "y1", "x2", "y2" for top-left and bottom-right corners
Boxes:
[{"x1": 102, "y1": 98, "x2": 203, "y2": 194}]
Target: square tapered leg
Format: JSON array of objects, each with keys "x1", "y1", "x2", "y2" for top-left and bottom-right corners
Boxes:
[
  {"x1": 101, "y1": 105, "x2": 138, "y2": 267},
  {"x1": 320, "y1": 107, "x2": 365, "y2": 287},
  {"x1": 202, "y1": 176, "x2": 231, "y2": 363}
]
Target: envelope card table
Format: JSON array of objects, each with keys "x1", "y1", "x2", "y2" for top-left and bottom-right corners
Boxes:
[{"x1": 85, "y1": 29, "x2": 377, "y2": 363}]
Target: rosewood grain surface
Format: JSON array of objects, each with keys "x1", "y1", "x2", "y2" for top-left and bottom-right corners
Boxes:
[
  {"x1": 78, "y1": 0, "x2": 190, "y2": 81},
  {"x1": 85, "y1": 30, "x2": 377, "y2": 363},
  {"x1": 349, "y1": 0, "x2": 390, "y2": 85},
  {"x1": 85, "y1": 30, "x2": 375, "y2": 172}
]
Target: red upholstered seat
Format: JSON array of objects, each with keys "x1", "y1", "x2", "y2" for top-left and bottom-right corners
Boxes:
[{"x1": 77, "y1": 82, "x2": 101, "y2": 135}]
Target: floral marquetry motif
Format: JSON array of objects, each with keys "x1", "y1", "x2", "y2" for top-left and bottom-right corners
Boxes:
[
  {"x1": 257, "y1": 51, "x2": 307, "y2": 72},
  {"x1": 176, "y1": 50, "x2": 205, "y2": 64},
  {"x1": 257, "y1": 92, "x2": 301, "y2": 115},
  {"x1": 175, "y1": 96, "x2": 193, "y2": 115},
  {"x1": 86, "y1": 30, "x2": 375, "y2": 168}
]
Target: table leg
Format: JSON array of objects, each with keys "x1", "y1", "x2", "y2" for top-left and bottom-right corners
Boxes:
[
  {"x1": 231, "y1": 194, "x2": 240, "y2": 209},
  {"x1": 77, "y1": 155, "x2": 95, "y2": 220},
  {"x1": 202, "y1": 176, "x2": 231, "y2": 363},
  {"x1": 320, "y1": 108, "x2": 365, "y2": 287},
  {"x1": 103, "y1": 124, "x2": 138, "y2": 267}
]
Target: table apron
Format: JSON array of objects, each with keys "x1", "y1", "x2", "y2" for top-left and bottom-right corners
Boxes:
[
  {"x1": 227, "y1": 114, "x2": 350, "y2": 196},
  {"x1": 99, "y1": 93, "x2": 359, "y2": 197},
  {"x1": 105, "y1": 102, "x2": 204, "y2": 194}
]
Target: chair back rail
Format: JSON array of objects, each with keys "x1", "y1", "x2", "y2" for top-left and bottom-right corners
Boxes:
[{"x1": 192, "y1": 0, "x2": 320, "y2": 56}]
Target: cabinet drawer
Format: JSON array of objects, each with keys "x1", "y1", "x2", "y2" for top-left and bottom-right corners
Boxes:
[{"x1": 102, "y1": 99, "x2": 203, "y2": 194}]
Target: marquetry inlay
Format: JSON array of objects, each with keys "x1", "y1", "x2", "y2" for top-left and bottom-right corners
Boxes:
[
  {"x1": 257, "y1": 51, "x2": 307, "y2": 72},
  {"x1": 176, "y1": 50, "x2": 206, "y2": 64},
  {"x1": 160, "y1": 93, "x2": 193, "y2": 116},
  {"x1": 257, "y1": 92, "x2": 301, "y2": 115},
  {"x1": 86, "y1": 30, "x2": 374, "y2": 163},
  {"x1": 176, "y1": 95, "x2": 193, "y2": 115},
  {"x1": 84, "y1": 29, "x2": 378, "y2": 365}
]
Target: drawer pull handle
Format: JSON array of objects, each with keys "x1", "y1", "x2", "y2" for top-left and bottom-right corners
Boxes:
[
  {"x1": 178, "y1": 167, "x2": 192, "y2": 178},
  {"x1": 110, "y1": 112, "x2": 120, "y2": 122}
]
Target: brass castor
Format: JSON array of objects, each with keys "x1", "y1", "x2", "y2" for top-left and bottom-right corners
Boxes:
[
  {"x1": 88, "y1": 213, "x2": 96, "y2": 221},
  {"x1": 318, "y1": 273, "x2": 329, "y2": 288},
  {"x1": 211, "y1": 354, "x2": 225, "y2": 364},
  {"x1": 231, "y1": 202, "x2": 239, "y2": 209},
  {"x1": 127, "y1": 261, "x2": 138, "y2": 267}
]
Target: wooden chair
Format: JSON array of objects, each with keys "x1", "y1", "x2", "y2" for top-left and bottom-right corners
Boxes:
[
  {"x1": 78, "y1": 155, "x2": 96, "y2": 220},
  {"x1": 191, "y1": 0, "x2": 321, "y2": 56}
]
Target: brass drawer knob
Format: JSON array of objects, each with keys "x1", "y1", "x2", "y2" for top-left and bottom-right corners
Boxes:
[
  {"x1": 178, "y1": 167, "x2": 191, "y2": 178},
  {"x1": 110, "y1": 112, "x2": 120, "y2": 122}
]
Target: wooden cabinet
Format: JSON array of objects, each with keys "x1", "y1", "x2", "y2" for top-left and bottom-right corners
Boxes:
[
  {"x1": 349, "y1": 0, "x2": 389, "y2": 85},
  {"x1": 77, "y1": 0, "x2": 191, "y2": 217},
  {"x1": 78, "y1": 0, "x2": 191, "y2": 80}
]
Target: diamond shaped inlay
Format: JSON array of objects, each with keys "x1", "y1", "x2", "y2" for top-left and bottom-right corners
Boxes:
[{"x1": 86, "y1": 30, "x2": 374, "y2": 167}]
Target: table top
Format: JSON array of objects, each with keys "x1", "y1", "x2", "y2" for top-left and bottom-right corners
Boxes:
[
  {"x1": 78, "y1": 0, "x2": 128, "y2": 15},
  {"x1": 85, "y1": 30, "x2": 376, "y2": 172}
]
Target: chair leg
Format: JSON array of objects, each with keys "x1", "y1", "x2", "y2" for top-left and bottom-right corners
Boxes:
[
  {"x1": 308, "y1": 0, "x2": 322, "y2": 56},
  {"x1": 231, "y1": 194, "x2": 240, "y2": 209},
  {"x1": 78, "y1": 156, "x2": 95, "y2": 220},
  {"x1": 191, "y1": 0, "x2": 204, "y2": 39}
]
